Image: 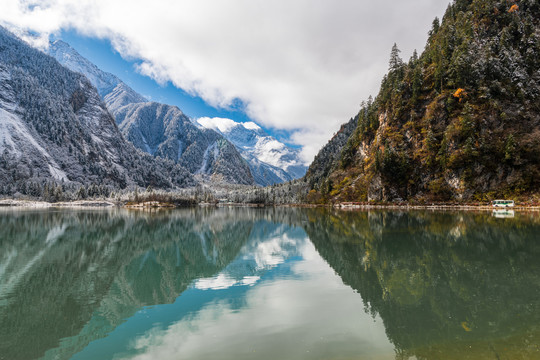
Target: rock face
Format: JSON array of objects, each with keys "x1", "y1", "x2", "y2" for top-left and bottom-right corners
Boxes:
[
  {"x1": 0, "y1": 27, "x2": 195, "y2": 195},
  {"x1": 306, "y1": 0, "x2": 540, "y2": 202},
  {"x1": 48, "y1": 41, "x2": 254, "y2": 185},
  {"x1": 197, "y1": 117, "x2": 307, "y2": 186},
  {"x1": 114, "y1": 103, "x2": 254, "y2": 184}
]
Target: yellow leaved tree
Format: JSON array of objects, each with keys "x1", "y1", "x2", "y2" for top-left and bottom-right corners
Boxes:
[
  {"x1": 453, "y1": 88, "x2": 467, "y2": 102},
  {"x1": 509, "y1": 4, "x2": 519, "y2": 13}
]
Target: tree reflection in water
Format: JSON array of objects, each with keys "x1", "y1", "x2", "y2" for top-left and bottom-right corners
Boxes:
[
  {"x1": 1, "y1": 208, "x2": 539, "y2": 360},
  {"x1": 0, "y1": 208, "x2": 253, "y2": 360},
  {"x1": 305, "y1": 209, "x2": 540, "y2": 359}
]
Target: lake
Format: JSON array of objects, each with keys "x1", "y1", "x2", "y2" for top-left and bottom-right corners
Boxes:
[{"x1": 1, "y1": 207, "x2": 539, "y2": 360}]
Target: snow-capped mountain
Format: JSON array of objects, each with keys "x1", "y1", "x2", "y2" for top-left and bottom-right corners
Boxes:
[
  {"x1": 48, "y1": 40, "x2": 146, "y2": 112},
  {"x1": 48, "y1": 40, "x2": 254, "y2": 185},
  {"x1": 197, "y1": 117, "x2": 307, "y2": 185},
  {"x1": 0, "y1": 26, "x2": 195, "y2": 193},
  {"x1": 115, "y1": 102, "x2": 254, "y2": 184}
]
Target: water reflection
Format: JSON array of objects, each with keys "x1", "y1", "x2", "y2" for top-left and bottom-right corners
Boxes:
[
  {"x1": 305, "y1": 209, "x2": 540, "y2": 359},
  {"x1": 1, "y1": 208, "x2": 539, "y2": 360},
  {"x1": 0, "y1": 208, "x2": 253, "y2": 360},
  {"x1": 492, "y1": 209, "x2": 515, "y2": 218},
  {"x1": 70, "y1": 209, "x2": 393, "y2": 360}
]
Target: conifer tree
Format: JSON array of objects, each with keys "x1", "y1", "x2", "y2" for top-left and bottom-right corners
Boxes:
[{"x1": 389, "y1": 43, "x2": 403, "y2": 71}]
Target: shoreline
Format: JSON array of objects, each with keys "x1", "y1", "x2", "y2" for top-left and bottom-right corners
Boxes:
[
  {"x1": 0, "y1": 199, "x2": 118, "y2": 208},
  {"x1": 333, "y1": 202, "x2": 540, "y2": 211},
  {"x1": 1, "y1": 198, "x2": 539, "y2": 211}
]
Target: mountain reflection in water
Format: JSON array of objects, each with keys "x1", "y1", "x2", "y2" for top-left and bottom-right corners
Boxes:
[
  {"x1": 0, "y1": 208, "x2": 539, "y2": 360},
  {"x1": 305, "y1": 209, "x2": 540, "y2": 359}
]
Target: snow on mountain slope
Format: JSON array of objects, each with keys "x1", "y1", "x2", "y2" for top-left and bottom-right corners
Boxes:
[
  {"x1": 0, "y1": 26, "x2": 195, "y2": 193},
  {"x1": 46, "y1": 40, "x2": 304, "y2": 187},
  {"x1": 115, "y1": 102, "x2": 254, "y2": 185},
  {"x1": 47, "y1": 40, "x2": 146, "y2": 112},
  {"x1": 0, "y1": 107, "x2": 68, "y2": 182},
  {"x1": 197, "y1": 117, "x2": 307, "y2": 184},
  {"x1": 48, "y1": 40, "x2": 254, "y2": 186}
]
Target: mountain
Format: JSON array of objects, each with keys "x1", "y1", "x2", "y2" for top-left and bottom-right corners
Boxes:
[
  {"x1": 304, "y1": 116, "x2": 358, "y2": 193},
  {"x1": 0, "y1": 27, "x2": 195, "y2": 197},
  {"x1": 47, "y1": 40, "x2": 147, "y2": 112},
  {"x1": 48, "y1": 40, "x2": 255, "y2": 185},
  {"x1": 114, "y1": 103, "x2": 254, "y2": 184},
  {"x1": 305, "y1": 0, "x2": 540, "y2": 202},
  {"x1": 197, "y1": 117, "x2": 308, "y2": 185}
]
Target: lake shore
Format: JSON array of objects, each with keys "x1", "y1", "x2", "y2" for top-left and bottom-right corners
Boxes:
[
  {"x1": 1, "y1": 198, "x2": 540, "y2": 211},
  {"x1": 0, "y1": 199, "x2": 117, "y2": 208},
  {"x1": 334, "y1": 203, "x2": 540, "y2": 211}
]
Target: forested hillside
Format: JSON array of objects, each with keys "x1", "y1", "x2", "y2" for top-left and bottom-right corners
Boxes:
[
  {"x1": 0, "y1": 27, "x2": 195, "y2": 198},
  {"x1": 48, "y1": 41, "x2": 255, "y2": 186},
  {"x1": 306, "y1": 0, "x2": 540, "y2": 202}
]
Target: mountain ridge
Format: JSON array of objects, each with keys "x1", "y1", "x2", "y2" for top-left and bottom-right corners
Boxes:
[
  {"x1": 48, "y1": 41, "x2": 307, "y2": 186},
  {"x1": 305, "y1": 0, "x2": 540, "y2": 203},
  {"x1": 197, "y1": 117, "x2": 307, "y2": 185},
  {"x1": 47, "y1": 40, "x2": 255, "y2": 186},
  {"x1": 0, "y1": 26, "x2": 195, "y2": 197}
]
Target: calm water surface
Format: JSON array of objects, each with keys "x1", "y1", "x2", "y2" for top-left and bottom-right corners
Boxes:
[{"x1": 0, "y1": 208, "x2": 539, "y2": 360}]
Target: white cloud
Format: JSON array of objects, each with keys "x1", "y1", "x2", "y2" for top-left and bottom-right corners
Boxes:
[
  {"x1": 196, "y1": 117, "x2": 238, "y2": 134},
  {"x1": 193, "y1": 274, "x2": 261, "y2": 290},
  {"x1": 241, "y1": 122, "x2": 260, "y2": 131},
  {"x1": 0, "y1": 0, "x2": 450, "y2": 162},
  {"x1": 194, "y1": 273, "x2": 237, "y2": 290}
]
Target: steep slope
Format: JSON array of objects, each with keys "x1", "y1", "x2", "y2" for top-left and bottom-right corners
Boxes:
[
  {"x1": 197, "y1": 117, "x2": 307, "y2": 185},
  {"x1": 243, "y1": 154, "x2": 294, "y2": 187},
  {"x1": 115, "y1": 103, "x2": 254, "y2": 184},
  {"x1": 48, "y1": 41, "x2": 255, "y2": 185},
  {"x1": 306, "y1": 0, "x2": 540, "y2": 202},
  {"x1": 304, "y1": 116, "x2": 358, "y2": 192},
  {"x1": 0, "y1": 27, "x2": 194, "y2": 196},
  {"x1": 48, "y1": 40, "x2": 146, "y2": 112}
]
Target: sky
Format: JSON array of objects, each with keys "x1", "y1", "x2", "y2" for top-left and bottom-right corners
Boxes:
[{"x1": 0, "y1": 0, "x2": 451, "y2": 164}]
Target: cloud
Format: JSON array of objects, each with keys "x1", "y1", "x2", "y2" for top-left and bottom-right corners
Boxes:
[
  {"x1": 0, "y1": 0, "x2": 450, "y2": 162},
  {"x1": 196, "y1": 117, "x2": 240, "y2": 134}
]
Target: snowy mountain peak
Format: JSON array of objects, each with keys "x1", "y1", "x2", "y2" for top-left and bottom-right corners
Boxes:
[
  {"x1": 197, "y1": 117, "x2": 307, "y2": 181},
  {"x1": 242, "y1": 122, "x2": 261, "y2": 131},
  {"x1": 47, "y1": 40, "x2": 146, "y2": 111},
  {"x1": 0, "y1": 26, "x2": 195, "y2": 190},
  {"x1": 47, "y1": 38, "x2": 304, "y2": 186},
  {"x1": 47, "y1": 40, "x2": 254, "y2": 185},
  {"x1": 48, "y1": 40, "x2": 118, "y2": 95}
]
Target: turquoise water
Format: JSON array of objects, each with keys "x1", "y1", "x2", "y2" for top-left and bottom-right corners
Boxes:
[{"x1": 0, "y1": 208, "x2": 539, "y2": 359}]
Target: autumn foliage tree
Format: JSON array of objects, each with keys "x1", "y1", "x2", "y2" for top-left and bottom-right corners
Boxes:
[{"x1": 453, "y1": 88, "x2": 467, "y2": 101}]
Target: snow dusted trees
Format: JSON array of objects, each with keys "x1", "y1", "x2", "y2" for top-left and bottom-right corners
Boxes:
[{"x1": 0, "y1": 26, "x2": 196, "y2": 198}]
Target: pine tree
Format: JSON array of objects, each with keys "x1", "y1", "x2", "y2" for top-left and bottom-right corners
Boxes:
[
  {"x1": 389, "y1": 43, "x2": 403, "y2": 71},
  {"x1": 429, "y1": 17, "x2": 440, "y2": 38}
]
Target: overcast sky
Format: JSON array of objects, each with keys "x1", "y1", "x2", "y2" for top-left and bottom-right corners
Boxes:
[{"x1": 0, "y1": 0, "x2": 450, "y2": 163}]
